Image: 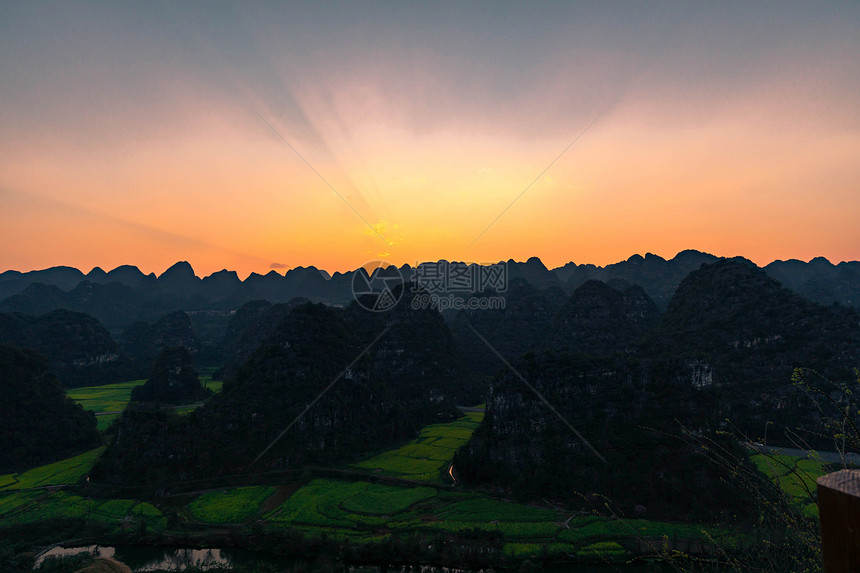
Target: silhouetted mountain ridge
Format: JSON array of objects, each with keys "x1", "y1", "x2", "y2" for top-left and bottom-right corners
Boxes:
[{"x1": 2, "y1": 252, "x2": 858, "y2": 332}]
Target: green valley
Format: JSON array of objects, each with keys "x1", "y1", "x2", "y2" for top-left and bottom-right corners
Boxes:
[{"x1": 0, "y1": 410, "x2": 787, "y2": 570}]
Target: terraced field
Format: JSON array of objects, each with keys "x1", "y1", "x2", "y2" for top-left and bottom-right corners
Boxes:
[{"x1": 352, "y1": 411, "x2": 482, "y2": 481}]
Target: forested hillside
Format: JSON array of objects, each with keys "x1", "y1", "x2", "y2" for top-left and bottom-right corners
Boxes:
[
  {"x1": 92, "y1": 295, "x2": 464, "y2": 486},
  {"x1": 455, "y1": 259, "x2": 860, "y2": 520},
  {"x1": 0, "y1": 345, "x2": 99, "y2": 472}
]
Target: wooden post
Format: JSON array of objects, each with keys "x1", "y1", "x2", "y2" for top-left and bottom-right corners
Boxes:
[{"x1": 817, "y1": 469, "x2": 860, "y2": 573}]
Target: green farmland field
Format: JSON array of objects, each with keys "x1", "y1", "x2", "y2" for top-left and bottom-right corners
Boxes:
[
  {"x1": 352, "y1": 411, "x2": 483, "y2": 481},
  {"x1": 0, "y1": 490, "x2": 167, "y2": 532},
  {"x1": 341, "y1": 483, "x2": 436, "y2": 515},
  {"x1": 0, "y1": 407, "x2": 744, "y2": 566},
  {"x1": 437, "y1": 497, "x2": 558, "y2": 522},
  {"x1": 749, "y1": 450, "x2": 826, "y2": 518},
  {"x1": 67, "y1": 377, "x2": 223, "y2": 431},
  {"x1": 66, "y1": 380, "x2": 147, "y2": 414},
  {"x1": 255, "y1": 475, "x2": 725, "y2": 558},
  {"x1": 265, "y1": 479, "x2": 555, "y2": 538},
  {"x1": 67, "y1": 380, "x2": 146, "y2": 431},
  {"x1": 187, "y1": 486, "x2": 276, "y2": 524},
  {"x1": 0, "y1": 447, "x2": 104, "y2": 491}
]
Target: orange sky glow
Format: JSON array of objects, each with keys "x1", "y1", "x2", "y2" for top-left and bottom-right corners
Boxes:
[{"x1": 1, "y1": 3, "x2": 858, "y2": 279}]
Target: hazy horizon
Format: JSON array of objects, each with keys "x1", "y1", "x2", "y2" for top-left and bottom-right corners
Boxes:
[{"x1": 2, "y1": 249, "x2": 858, "y2": 282}]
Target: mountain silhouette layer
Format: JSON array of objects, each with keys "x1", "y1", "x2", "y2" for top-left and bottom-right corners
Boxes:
[{"x1": 2, "y1": 252, "x2": 857, "y2": 334}]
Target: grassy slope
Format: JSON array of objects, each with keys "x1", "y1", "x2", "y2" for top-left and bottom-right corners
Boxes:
[
  {"x1": 0, "y1": 448, "x2": 104, "y2": 491},
  {"x1": 351, "y1": 411, "x2": 482, "y2": 482},
  {"x1": 748, "y1": 450, "x2": 827, "y2": 518}
]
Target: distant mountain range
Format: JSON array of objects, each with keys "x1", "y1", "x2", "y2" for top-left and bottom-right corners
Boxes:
[
  {"x1": 1, "y1": 251, "x2": 857, "y2": 390},
  {"x1": 1, "y1": 252, "x2": 858, "y2": 335}
]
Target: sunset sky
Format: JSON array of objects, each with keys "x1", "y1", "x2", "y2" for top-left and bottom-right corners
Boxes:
[{"x1": 1, "y1": 2, "x2": 858, "y2": 278}]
